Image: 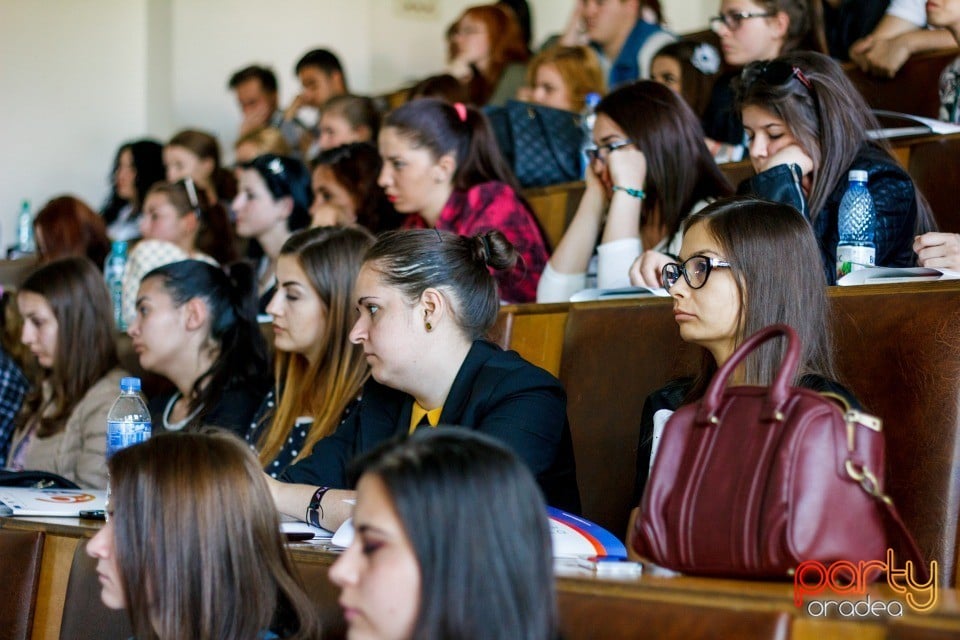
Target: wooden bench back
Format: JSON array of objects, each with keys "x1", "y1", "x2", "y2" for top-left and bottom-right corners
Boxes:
[{"x1": 499, "y1": 281, "x2": 960, "y2": 585}]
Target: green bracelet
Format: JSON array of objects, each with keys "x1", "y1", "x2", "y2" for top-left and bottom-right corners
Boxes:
[{"x1": 612, "y1": 185, "x2": 645, "y2": 199}]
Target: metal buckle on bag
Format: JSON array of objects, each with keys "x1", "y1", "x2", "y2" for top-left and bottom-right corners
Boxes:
[
  {"x1": 844, "y1": 408, "x2": 883, "y2": 452},
  {"x1": 845, "y1": 460, "x2": 892, "y2": 504}
]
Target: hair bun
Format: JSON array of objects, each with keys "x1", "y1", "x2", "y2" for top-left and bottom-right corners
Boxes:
[{"x1": 470, "y1": 231, "x2": 517, "y2": 272}]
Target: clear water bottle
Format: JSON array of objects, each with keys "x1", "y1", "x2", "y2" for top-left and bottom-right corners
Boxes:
[
  {"x1": 106, "y1": 377, "x2": 151, "y2": 459},
  {"x1": 104, "y1": 240, "x2": 128, "y2": 330},
  {"x1": 17, "y1": 199, "x2": 34, "y2": 254},
  {"x1": 836, "y1": 170, "x2": 876, "y2": 279},
  {"x1": 580, "y1": 92, "x2": 602, "y2": 177}
]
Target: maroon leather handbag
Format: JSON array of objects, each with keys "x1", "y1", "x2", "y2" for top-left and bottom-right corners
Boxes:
[{"x1": 632, "y1": 323, "x2": 924, "y2": 579}]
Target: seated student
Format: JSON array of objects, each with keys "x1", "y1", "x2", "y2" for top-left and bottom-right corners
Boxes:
[
  {"x1": 164, "y1": 129, "x2": 238, "y2": 212},
  {"x1": 127, "y1": 260, "x2": 269, "y2": 437},
  {"x1": 86, "y1": 432, "x2": 322, "y2": 640},
  {"x1": 848, "y1": 0, "x2": 955, "y2": 78},
  {"x1": 249, "y1": 227, "x2": 374, "y2": 478},
  {"x1": 735, "y1": 51, "x2": 936, "y2": 284},
  {"x1": 33, "y1": 195, "x2": 111, "y2": 269},
  {"x1": 703, "y1": 0, "x2": 825, "y2": 158},
  {"x1": 120, "y1": 180, "x2": 235, "y2": 325},
  {"x1": 380, "y1": 98, "x2": 548, "y2": 303},
  {"x1": 630, "y1": 198, "x2": 859, "y2": 522},
  {"x1": 538, "y1": 81, "x2": 733, "y2": 302},
  {"x1": 269, "y1": 229, "x2": 581, "y2": 530},
  {"x1": 330, "y1": 429, "x2": 558, "y2": 640},
  {"x1": 228, "y1": 65, "x2": 304, "y2": 154},
  {"x1": 526, "y1": 45, "x2": 606, "y2": 112},
  {"x1": 8, "y1": 258, "x2": 127, "y2": 489},
  {"x1": 101, "y1": 139, "x2": 165, "y2": 242},
  {"x1": 650, "y1": 40, "x2": 722, "y2": 120},
  {"x1": 293, "y1": 48, "x2": 349, "y2": 111},
  {"x1": 309, "y1": 143, "x2": 403, "y2": 233},
  {"x1": 234, "y1": 127, "x2": 293, "y2": 165},
  {"x1": 316, "y1": 94, "x2": 380, "y2": 152},
  {"x1": 232, "y1": 154, "x2": 312, "y2": 310},
  {"x1": 557, "y1": 0, "x2": 675, "y2": 86},
  {"x1": 446, "y1": 4, "x2": 530, "y2": 106}
]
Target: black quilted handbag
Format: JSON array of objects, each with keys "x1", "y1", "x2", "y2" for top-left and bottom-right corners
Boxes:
[{"x1": 485, "y1": 100, "x2": 583, "y2": 188}]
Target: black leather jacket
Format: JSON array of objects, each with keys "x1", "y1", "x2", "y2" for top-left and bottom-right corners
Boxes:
[{"x1": 738, "y1": 144, "x2": 931, "y2": 284}]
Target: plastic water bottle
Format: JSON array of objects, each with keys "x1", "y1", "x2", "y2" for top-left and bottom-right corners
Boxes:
[
  {"x1": 836, "y1": 170, "x2": 876, "y2": 279},
  {"x1": 17, "y1": 199, "x2": 34, "y2": 254},
  {"x1": 580, "y1": 92, "x2": 602, "y2": 177},
  {"x1": 105, "y1": 240, "x2": 127, "y2": 330},
  {"x1": 106, "y1": 377, "x2": 151, "y2": 459}
]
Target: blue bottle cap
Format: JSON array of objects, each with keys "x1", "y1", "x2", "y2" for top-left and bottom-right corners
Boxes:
[{"x1": 120, "y1": 377, "x2": 141, "y2": 392}]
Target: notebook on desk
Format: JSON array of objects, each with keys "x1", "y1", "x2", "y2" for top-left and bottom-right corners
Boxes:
[{"x1": 0, "y1": 488, "x2": 107, "y2": 516}]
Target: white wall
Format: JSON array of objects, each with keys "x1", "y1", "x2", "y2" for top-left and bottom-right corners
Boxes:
[
  {"x1": 0, "y1": 0, "x2": 711, "y2": 247},
  {"x1": 0, "y1": 0, "x2": 151, "y2": 250}
]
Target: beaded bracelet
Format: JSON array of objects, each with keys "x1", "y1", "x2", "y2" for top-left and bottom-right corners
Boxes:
[
  {"x1": 306, "y1": 486, "x2": 330, "y2": 528},
  {"x1": 612, "y1": 185, "x2": 645, "y2": 199}
]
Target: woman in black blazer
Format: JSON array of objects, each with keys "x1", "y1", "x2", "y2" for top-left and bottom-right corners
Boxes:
[{"x1": 268, "y1": 228, "x2": 580, "y2": 531}]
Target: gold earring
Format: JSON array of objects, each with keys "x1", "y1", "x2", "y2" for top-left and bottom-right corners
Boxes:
[{"x1": 425, "y1": 321, "x2": 433, "y2": 332}]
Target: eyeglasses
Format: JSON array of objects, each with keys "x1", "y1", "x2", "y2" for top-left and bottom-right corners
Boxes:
[
  {"x1": 662, "y1": 255, "x2": 732, "y2": 290},
  {"x1": 740, "y1": 60, "x2": 814, "y2": 93},
  {"x1": 584, "y1": 139, "x2": 634, "y2": 164},
  {"x1": 709, "y1": 10, "x2": 774, "y2": 32}
]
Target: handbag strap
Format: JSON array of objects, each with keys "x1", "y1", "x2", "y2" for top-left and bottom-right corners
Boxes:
[
  {"x1": 878, "y1": 498, "x2": 932, "y2": 583},
  {"x1": 696, "y1": 323, "x2": 801, "y2": 424},
  {"x1": 845, "y1": 454, "x2": 932, "y2": 584}
]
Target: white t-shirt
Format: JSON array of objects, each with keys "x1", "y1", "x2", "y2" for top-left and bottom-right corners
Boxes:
[{"x1": 886, "y1": 0, "x2": 926, "y2": 27}]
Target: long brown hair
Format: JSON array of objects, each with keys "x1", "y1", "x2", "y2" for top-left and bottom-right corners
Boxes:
[
  {"x1": 597, "y1": 81, "x2": 734, "y2": 243},
  {"x1": 144, "y1": 180, "x2": 239, "y2": 264},
  {"x1": 18, "y1": 257, "x2": 118, "y2": 437},
  {"x1": 682, "y1": 197, "x2": 837, "y2": 400},
  {"x1": 259, "y1": 227, "x2": 373, "y2": 467},
  {"x1": 736, "y1": 51, "x2": 935, "y2": 235},
  {"x1": 108, "y1": 432, "x2": 322, "y2": 639}
]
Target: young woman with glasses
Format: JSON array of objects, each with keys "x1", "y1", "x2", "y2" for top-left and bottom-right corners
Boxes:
[
  {"x1": 735, "y1": 51, "x2": 935, "y2": 284},
  {"x1": 702, "y1": 0, "x2": 826, "y2": 157},
  {"x1": 537, "y1": 80, "x2": 733, "y2": 302},
  {"x1": 629, "y1": 197, "x2": 859, "y2": 524}
]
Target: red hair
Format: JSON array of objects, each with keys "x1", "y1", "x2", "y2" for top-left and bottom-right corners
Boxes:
[{"x1": 448, "y1": 4, "x2": 529, "y2": 104}]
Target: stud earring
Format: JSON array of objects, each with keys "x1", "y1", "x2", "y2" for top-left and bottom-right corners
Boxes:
[{"x1": 425, "y1": 321, "x2": 433, "y2": 332}]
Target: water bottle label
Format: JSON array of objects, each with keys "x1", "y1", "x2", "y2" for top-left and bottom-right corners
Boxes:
[
  {"x1": 836, "y1": 245, "x2": 876, "y2": 279},
  {"x1": 106, "y1": 420, "x2": 151, "y2": 458}
]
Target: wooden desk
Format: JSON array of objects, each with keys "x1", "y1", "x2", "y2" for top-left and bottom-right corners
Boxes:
[{"x1": 6, "y1": 516, "x2": 960, "y2": 640}]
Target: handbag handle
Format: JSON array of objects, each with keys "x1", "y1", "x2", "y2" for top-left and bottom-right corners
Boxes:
[{"x1": 695, "y1": 323, "x2": 801, "y2": 425}]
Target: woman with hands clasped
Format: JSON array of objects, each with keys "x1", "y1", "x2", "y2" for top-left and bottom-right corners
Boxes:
[
  {"x1": 268, "y1": 228, "x2": 580, "y2": 532},
  {"x1": 538, "y1": 81, "x2": 732, "y2": 301}
]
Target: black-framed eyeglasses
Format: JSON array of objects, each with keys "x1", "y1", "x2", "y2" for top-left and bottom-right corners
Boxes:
[
  {"x1": 709, "y1": 10, "x2": 774, "y2": 32},
  {"x1": 584, "y1": 139, "x2": 634, "y2": 164},
  {"x1": 662, "y1": 255, "x2": 732, "y2": 290},
  {"x1": 740, "y1": 60, "x2": 814, "y2": 93}
]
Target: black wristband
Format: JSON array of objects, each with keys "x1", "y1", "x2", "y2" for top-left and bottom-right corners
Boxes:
[{"x1": 306, "y1": 486, "x2": 330, "y2": 528}]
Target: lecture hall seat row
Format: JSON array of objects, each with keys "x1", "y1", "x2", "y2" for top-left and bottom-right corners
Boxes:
[{"x1": 492, "y1": 279, "x2": 960, "y2": 588}]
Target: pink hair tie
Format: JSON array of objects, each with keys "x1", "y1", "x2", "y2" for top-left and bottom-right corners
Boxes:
[{"x1": 453, "y1": 102, "x2": 468, "y2": 122}]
